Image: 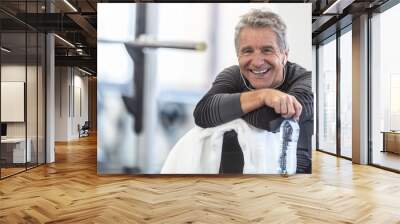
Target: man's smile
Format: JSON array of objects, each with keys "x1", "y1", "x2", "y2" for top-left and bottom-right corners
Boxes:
[{"x1": 249, "y1": 67, "x2": 271, "y2": 76}]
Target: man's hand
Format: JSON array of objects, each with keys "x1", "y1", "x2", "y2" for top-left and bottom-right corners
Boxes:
[
  {"x1": 240, "y1": 89, "x2": 302, "y2": 121},
  {"x1": 261, "y1": 89, "x2": 302, "y2": 120}
]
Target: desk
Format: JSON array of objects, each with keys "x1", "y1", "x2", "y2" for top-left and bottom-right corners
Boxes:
[
  {"x1": 382, "y1": 131, "x2": 400, "y2": 154},
  {"x1": 1, "y1": 138, "x2": 31, "y2": 163}
]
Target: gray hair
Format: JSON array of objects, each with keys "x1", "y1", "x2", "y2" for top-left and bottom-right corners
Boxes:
[{"x1": 234, "y1": 9, "x2": 289, "y2": 55}]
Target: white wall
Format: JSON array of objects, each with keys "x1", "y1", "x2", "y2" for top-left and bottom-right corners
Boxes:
[
  {"x1": 1, "y1": 65, "x2": 26, "y2": 81},
  {"x1": 55, "y1": 66, "x2": 68, "y2": 141},
  {"x1": 1, "y1": 64, "x2": 45, "y2": 164},
  {"x1": 72, "y1": 72, "x2": 89, "y2": 137},
  {"x1": 55, "y1": 67, "x2": 89, "y2": 141},
  {"x1": 154, "y1": 3, "x2": 213, "y2": 91},
  {"x1": 1, "y1": 65, "x2": 31, "y2": 137},
  {"x1": 1, "y1": 65, "x2": 26, "y2": 140}
]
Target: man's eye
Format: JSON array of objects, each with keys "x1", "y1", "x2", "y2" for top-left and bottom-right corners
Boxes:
[
  {"x1": 262, "y1": 48, "x2": 273, "y2": 53},
  {"x1": 241, "y1": 48, "x2": 253, "y2": 55}
]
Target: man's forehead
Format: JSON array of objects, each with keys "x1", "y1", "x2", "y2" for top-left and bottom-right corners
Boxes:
[
  {"x1": 239, "y1": 27, "x2": 277, "y2": 41},
  {"x1": 240, "y1": 26, "x2": 275, "y2": 34},
  {"x1": 239, "y1": 43, "x2": 275, "y2": 49},
  {"x1": 239, "y1": 36, "x2": 278, "y2": 49}
]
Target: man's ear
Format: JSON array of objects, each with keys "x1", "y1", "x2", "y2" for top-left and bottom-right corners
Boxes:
[{"x1": 282, "y1": 51, "x2": 288, "y2": 65}]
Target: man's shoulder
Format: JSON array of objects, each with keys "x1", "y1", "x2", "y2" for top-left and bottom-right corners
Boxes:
[
  {"x1": 281, "y1": 61, "x2": 312, "y2": 92},
  {"x1": 286, "y1": 61, "x2": 311, "y2": 77},
  {"x1": 284, "y1": 61, "x2": 311, "y2": 85},
  {"x1": 220, "y1": 65, "x2": 240, "y2": 76},
  {"x1": 214, "y1": 65, "x2": 241, "y2": 83}
]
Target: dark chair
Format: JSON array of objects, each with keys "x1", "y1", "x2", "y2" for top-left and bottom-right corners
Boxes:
[{"x1": 79, "y1": 121, "x2": 90, "y2": 138}]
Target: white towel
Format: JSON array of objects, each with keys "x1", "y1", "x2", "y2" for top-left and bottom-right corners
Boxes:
[{"x1": 161, "y1": 119, "x2": 298, "y2": 174}]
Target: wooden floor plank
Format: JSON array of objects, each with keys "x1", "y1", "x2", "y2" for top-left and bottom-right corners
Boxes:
[{"x1": 1, "y1": 134, "x2": 400, "y2": 223}]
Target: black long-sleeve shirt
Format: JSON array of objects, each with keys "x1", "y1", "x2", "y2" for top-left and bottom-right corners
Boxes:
[{"x1": 193, "y1": 61, "x2": 314, "y2": 173}]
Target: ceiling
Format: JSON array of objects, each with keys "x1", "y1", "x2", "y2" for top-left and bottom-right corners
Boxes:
[
  {"x1": 0, "y1": 0, "x2": 393, "y2": 75},
  {"x1": 0, "y1": 0, "x2": 98, "y2": 74}
]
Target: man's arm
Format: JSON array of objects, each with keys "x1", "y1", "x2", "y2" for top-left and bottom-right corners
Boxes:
[
  {"x1": 193, "y1": 66, "x2": 245, "y2": 128},
  {"x1": 239, "y1": 89, "x2": 303, "y2": 131},
  {"x1": 241, "y1": 70, "x2": 313, "y2": 131},
  {"x1": 240, "y1": 88, "x2": 302, "y2": 119},
  {"x1": 193, "y1": 65, "x2": 313, "y2": 131},
  {"x1": 286, "y1": 71, "x2": 314, "y2": 122},
  {"x1": 193, "y1": 66, "x2": 302, "y2": 130}
]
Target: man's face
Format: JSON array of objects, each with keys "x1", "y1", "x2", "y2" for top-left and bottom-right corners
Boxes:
[{"x1": 237, "y1": 26, "x2": 288, "y2": 89}]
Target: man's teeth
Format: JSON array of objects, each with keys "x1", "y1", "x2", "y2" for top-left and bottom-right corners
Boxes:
[{"x1": 252, "y1": 69, "x2": 268, "y2": 74}]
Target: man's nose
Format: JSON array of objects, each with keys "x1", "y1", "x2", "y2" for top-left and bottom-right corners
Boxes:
[{"x1": 251, "y1": 53, "x2": 265, "y2": 67}]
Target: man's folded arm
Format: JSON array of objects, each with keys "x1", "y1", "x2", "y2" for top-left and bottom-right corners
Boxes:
[
  {"x1": 194, "y1": 92, "x2": 243, "y2": 128},
  {"x1": 194, "y1": 67, "x2": 314, "y2": 130},
  {"x1": 195, "y1": 92, "x2": 290, "y2": 132},
  {"x1": 286, "y1": 71, "x2": 314, "y2": 123},
  {"x1": 193, "y1": 67, "x2": 245, "y2": 128}
]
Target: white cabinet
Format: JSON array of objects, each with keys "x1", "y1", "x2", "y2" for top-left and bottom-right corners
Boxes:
[{"x1": 1, "y1": 138, "x2": 32, "y2": 163}]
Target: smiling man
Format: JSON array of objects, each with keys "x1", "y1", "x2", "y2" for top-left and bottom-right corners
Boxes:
[{"x1": 193, "y1": 9, "x2": 314, "y2": 173}]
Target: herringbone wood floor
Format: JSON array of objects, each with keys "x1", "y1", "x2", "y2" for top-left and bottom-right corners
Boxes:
[{"x1": 1, "y1": 134, "x2": 400, "y2": 223}]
